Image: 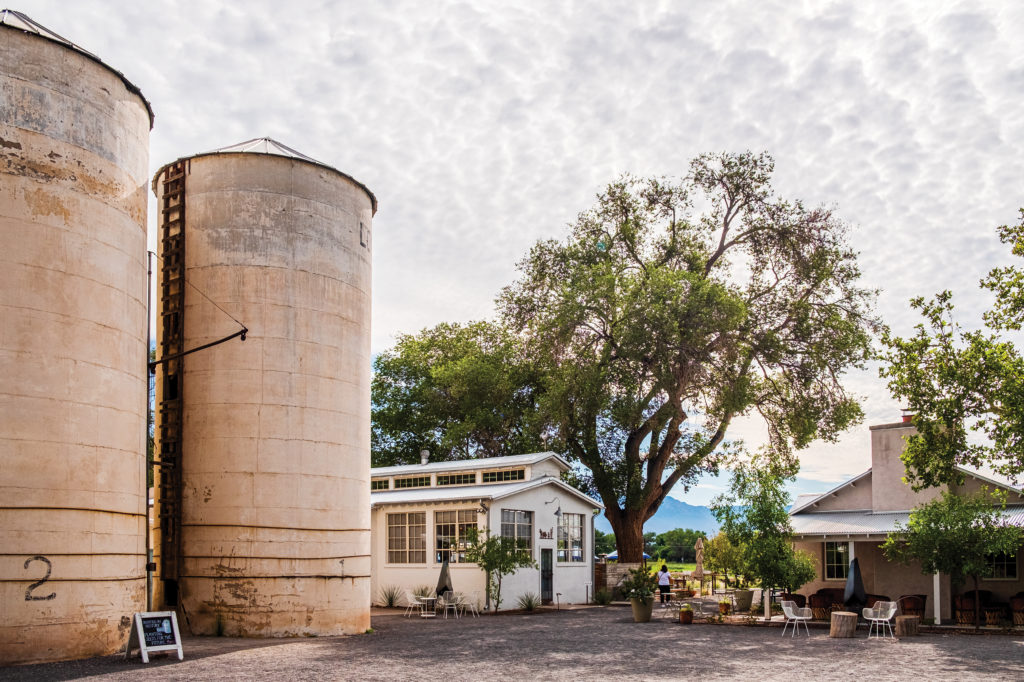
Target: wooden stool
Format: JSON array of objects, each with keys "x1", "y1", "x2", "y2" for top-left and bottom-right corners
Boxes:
[
  {"x1": 830, "y1": 611, "x2": 858, "y2": 638},
  {"x1": 895, "y1": 615, "x2": 920, "y2": 637}
]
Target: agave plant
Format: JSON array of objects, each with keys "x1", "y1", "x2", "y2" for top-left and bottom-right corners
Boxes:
[
  {"x1": 378, "y1": 584, "x2": 402, "y2": 608},
  {"x1": 517, "y1": 592, "x2": 541, "y2": 611}
]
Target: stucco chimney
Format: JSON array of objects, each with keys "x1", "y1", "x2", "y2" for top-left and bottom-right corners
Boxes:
[
  {"x1": 420, "y1": 449, "x2": 430, "y2": 465},
  {"x1": 868, "y1": 416, "x2": 943, "y2": 511}
]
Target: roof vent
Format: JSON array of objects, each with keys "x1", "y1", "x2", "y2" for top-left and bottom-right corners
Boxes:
[{"x1": 420, "y1": 449, "x2": 429, "y2": 466}]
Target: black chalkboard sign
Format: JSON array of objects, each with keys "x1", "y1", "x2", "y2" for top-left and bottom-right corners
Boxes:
[
  {"x1": 141, "y1": 616, "x2": 177, "y2": 647},
  {"x1": 126, "y1": 611, "x2": 183, "y2": 663}
]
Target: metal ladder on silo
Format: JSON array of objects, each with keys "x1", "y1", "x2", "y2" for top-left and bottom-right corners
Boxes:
[{"x1": 156, "y1": 160, "x2": 187, "y2": 605}]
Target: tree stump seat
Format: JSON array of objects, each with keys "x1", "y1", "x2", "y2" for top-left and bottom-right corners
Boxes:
[
  {"x1": 829, "y1": 611, "x2": 858, "y2": 638},
  {"x1": 895, "y1": 615, "x2": 920, "y2": 637}
]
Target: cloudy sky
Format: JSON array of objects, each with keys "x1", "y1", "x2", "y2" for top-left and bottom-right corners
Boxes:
[{"x1": 15, "y1": 0, "x2": 1024, "y2": 503}]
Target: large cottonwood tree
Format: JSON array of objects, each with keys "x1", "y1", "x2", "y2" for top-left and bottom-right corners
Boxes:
[{"x1": 498, "y1": 152, "x2": 878, "y2": 560}]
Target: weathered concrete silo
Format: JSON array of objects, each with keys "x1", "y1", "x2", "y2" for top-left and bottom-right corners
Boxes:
[
  {"x1": 151, "y1": 138, "x2": 375, "y2": 636},
  {"x1": 0, "y1": 11, "x2": 153, "y2": 664}
]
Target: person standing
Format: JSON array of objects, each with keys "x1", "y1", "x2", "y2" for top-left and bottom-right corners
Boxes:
[{"x1": 657, "y1": 564, "x2": 672, "y2": 606}]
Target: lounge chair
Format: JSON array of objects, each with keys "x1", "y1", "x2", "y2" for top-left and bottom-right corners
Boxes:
[
  {"x1": 863, "y1": 601, "x2": 897, "y2": 638},
  {"x1": 781, "y1": 600, "x2": 812, "y2": 637}
]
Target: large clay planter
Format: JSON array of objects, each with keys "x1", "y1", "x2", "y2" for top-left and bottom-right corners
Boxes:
[
  {"x1": 631, "y1": 598, "x2": 654, "y2": 623},
  {"x1": 679, "y1": 609, "x2": 694, "y2": 624},
  {"x1": 733, "y1": 589, "x2": 753, "y2": 612}
]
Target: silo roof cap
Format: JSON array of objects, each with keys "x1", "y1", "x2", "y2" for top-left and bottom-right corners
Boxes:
[
  {"x1": 0, "y1": 9, "x2": 155, "y2": 128},
  {"x1": 155, "y1": 137, "x2": 378, "y2": 215}
]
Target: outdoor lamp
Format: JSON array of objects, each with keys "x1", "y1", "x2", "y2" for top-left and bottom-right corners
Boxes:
[{"x1": 546, "y1": 496, "x2": 562, "y2": 517}]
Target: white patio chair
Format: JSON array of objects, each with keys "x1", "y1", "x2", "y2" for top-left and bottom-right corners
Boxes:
[
  {"x1": 441, "y1": 590, "x2": 460, "y2": 619},
  {"x1": 781, "y1": 600, "x2": 812, "y2": 637},
  {"x1": 863, "y1": 601, "x2": 897, "y2": 639},
  {"x1": 404, "y1": 590, "x2": 421, "y2": 618},
  {"x1": 462, "y1": 591, "x2": 481, "y2": 617}
]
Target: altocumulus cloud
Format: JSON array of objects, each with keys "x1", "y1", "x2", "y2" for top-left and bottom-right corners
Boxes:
[{"x1": 13, "y1": 0, "x2": 1024, "y2": 488}]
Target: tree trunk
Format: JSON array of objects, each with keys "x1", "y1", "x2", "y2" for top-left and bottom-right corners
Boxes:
[
  {"x1": 973, "y1": 577, "x2": 980, "y2": 630},
  {"x1": 609, "y1": 513, "x2": 646, "y2": 562}
]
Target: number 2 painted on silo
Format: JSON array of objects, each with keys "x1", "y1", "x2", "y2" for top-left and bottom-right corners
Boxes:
[{"x1": 24, "y1": 555, "x2": 56, "y2": 601}]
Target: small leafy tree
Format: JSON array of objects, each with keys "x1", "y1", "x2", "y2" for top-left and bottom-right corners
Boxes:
[
  {"x1": 712, "y1": 456, "x2": 810, "y2": 618},
  {"x1": 880, "y1": 210, "x2": 1024, "y2": 488},
  {"x1": 704, "y1": 532, "x2": 746, "y2": 588},
  {"x1": 619, "y1": 566, "x2": 658, "y2": 604},
  {"x1": 464, "y1": 529, "x2": 537, "y2": 611},
  {"x1": 882, "y1": 488, "x2": 1022, "y2": 628},
  {"x1": 653, "y1": 528, "x2": 706, "y2": 563}
]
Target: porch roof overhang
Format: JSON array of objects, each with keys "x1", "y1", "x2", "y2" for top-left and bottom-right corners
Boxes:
[{"x1": 791, "y1": 506, "x2": 1024, "y2": 542}]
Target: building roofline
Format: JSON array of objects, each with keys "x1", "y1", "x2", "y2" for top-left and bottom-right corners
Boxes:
[
  {"x1": 790, "y1": 469, "x2": 872, "y2": 515},
  {"x1": 370, "y1": 474, "x2": 603, "y2": 510},
  {"x1": 370, "y1": 451, "x2": 570, "y2": 477},
  {"x1": 1, "y1": 10, "x2": 154, "y2": 128}
]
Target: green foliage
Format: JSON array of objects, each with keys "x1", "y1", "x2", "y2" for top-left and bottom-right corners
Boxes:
[
  {"x1": 880, "y1": 209, "x2": 1024, "y2": 488},
  {"x1": 517, "y1": 592, "x2": 542, "y2": 611},
  {"x1": 371, "y1": 321, "x2": 550, "y2": 466},
  {"x1": 619, "y1": 566, "x2": 659, "y2": 604},
  {"x1": 377, "y1": 584, "x2": 402, "y2": 608},
  {"x1": 594, "y1": 529, "x2": 616, "y2": 555},
  {"x1": 883, "y1": 488, "x2": 1021, "y2": 627},
  {"x1": 712, "y1": 457, "x2": 813, "y2": 594},
  {"x1": 651, "y1": 528, "x2": 706, "y2": 562},
  {"x1": 593, "y1": 587, "x2": 613, "y2": 605},
  {"x1": 464, "y1": 528, "x2": 538, "y2": 611},
  {"x1": 498, "y1": 154, "x2": 878, "y2": 560},
  {"x1": 704, "y1": 532, "x2": 746, "y2": 587},
  {"x1": 412, "y1": 585, "x2": 435, "y2": 599}
]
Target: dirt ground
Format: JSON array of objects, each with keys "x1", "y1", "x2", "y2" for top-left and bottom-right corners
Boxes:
[{"x1": 4, "y1": 606, "x2": 1023, "y2": 681}]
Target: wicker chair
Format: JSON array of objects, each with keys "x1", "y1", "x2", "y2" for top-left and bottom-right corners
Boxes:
[{"x1": 897, "y1": 594, "x2": 927, "y2": 618}]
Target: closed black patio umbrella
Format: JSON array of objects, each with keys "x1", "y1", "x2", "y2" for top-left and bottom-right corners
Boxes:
[
  {"x1": 843, "y1": 557, "x2": 866, "y2": 614},
  {"x1": 436, "y1": 557, "x2": 454, "y2": 597}
]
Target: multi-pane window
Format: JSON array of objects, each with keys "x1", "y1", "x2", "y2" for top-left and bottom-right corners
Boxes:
[
  {"x1": 500, "y1": 509, "x2": 533, "y2": 555},
  {"x1": 482, "y1": 469, "x2": 525, "y2": 483},
  {"x1": 987, "y1": 552, "x2": 1018, "y2": 580},
  {"x1": 370, "y1": 479, "x2": 390, "y2": 490},
  {"x1": 394, "y1": 475, "x2": 431, "y2": 489},
  {"x1": 557, "y1": 513, "x2": 584, "y2": 562},
  {"x1": 436, "y1": 473, "x2": 476, "y2": 486},
  {"x1": 387, "y1": 512, "x2": 426, "y2": 564},
  {"x1": 435, "y1": 510, "x2": 477, "y2": 563},
  {"x1": 824, "y1": 542, "x2": 849, "y2": 580}
]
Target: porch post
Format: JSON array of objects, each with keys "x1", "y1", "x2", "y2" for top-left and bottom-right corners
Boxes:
[
  {"x1": 847, "y1": 540, "x2": 855, "y2": 562},
  {"x1": 932, "y1": 572, "x2": 941, "y2": 625}
]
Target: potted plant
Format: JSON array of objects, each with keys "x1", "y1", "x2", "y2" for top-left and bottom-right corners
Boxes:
[
  {"x1": 621, "y1": 567, "x2": 657, "y2": 623},
  {"x1": 679, "y1": 603, "x2": 694, "y2": 624},
  {"x1": 718, "y1": 598, "x2": 732, "y2": 616},
  {"x1": 733, "y1": 586, "x2": 753, "y2": 612}
]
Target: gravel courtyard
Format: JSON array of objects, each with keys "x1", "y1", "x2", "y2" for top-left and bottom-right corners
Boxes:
[{"x1": 5, "y1": 607, "x2": 1023, "y2": 681}]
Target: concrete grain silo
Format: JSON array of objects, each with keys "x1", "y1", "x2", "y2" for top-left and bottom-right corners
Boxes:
[
  {"x1": 0, "y1": 11, "x2": 153, "y2": 664},
  {"x1": 151, "y1": 138, "x2": 375, "y2": 636}
]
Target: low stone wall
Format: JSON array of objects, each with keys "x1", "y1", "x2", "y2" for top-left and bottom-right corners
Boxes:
[{"x1": 604, "y1": 562, "x2": 643, "y2": 598}]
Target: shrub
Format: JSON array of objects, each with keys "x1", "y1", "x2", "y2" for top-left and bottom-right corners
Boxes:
[
  {"x1": 619, "y1": 566, "x2": 658, "y2": 603},
  {"x1": 378, "y1": 584, "x2": 402, "y2": 608},
  {"x1": 413, "y1": 585, "x2": 435, "y2": 599},
  {"x1": 594, "y1": 587, "x2": 613, "y2": 605},
  {"x1": 517, "y1": 592, "x2": 541, "y2": 611}
]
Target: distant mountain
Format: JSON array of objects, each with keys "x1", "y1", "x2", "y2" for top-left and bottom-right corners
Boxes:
[{"x1": 594, "y1": 496, "x2": 719, "y2": 536}]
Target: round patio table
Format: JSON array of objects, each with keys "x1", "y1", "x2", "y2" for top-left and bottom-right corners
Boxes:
[{"x1": 418, "y1": 596, "x2": 437, "y2": 618}]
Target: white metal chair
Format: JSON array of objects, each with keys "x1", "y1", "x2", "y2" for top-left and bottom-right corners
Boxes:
[
  {"x1": 863, "y1": 601, "x2": 897, "y2": 638},
  {"x1": 781, "y1": 600, "x2": 812, "y2": 637},
  {"x1": 404, "y1": 590, "x2": 421, "y2": 618},
  {"x1": 440, "y1": 590, "x2": 460, "y2": 619},
  {"x1": 461, "y1": 591, "x2": 481, "y2": 617}
]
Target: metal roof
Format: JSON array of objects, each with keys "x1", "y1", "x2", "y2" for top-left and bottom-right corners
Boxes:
[
  {"x1": 371, "y1": 451, "x2": 569, "y2": 477},
  {"x1": 151, "y1": 137, "x2": 378, "y2": 214},
  {"x1": 0, "y1": 9, "x2": 154, "y2": 127},
  {"x1": 791, "y1": 506, "x2": 1024, "y2": 538},
  {"x1": 370, "y1": 474, "x2": 603, "y2": 509}
]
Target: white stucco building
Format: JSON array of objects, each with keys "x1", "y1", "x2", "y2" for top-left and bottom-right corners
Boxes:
[{"x1": 369, "y1": 452, "x2": 602, "y2": 610}]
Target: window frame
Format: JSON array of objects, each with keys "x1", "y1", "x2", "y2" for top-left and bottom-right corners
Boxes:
[
  {"x1": 434, "y1": 509, "x2": 478, "y2": 564},
  {"x1": 557, "y1": 512, "x2": 585, "y2": 563},
  {"x1": 370, "y1": 478, "x2": 390, "y2": 491},
  {"x1": 394, "y1": 475, "x2": 431, "y2": 489},
  {"x1": 482, "y1": 468, "x2": 526, "y2": 483},
  {"x1": 985, "y1": 551, "x2": 1018, "y2": 580},
  {"x1": 823, "y1": 541, "x2": 849, "y2": 581},
  {"x1": 436, "y1": 472, "x2": 477, "y2": 487},
  {"x1": 386, "y1": 511, "x2": 426, "y2": 565},
  {"x1": 500, "y1": 509, "x2": 533, "y2": 557}
]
